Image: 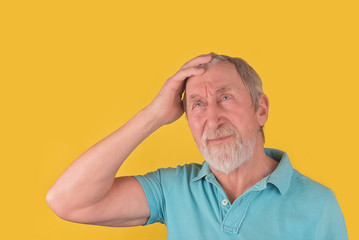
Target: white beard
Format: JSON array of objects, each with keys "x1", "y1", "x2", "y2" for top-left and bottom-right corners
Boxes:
[{"x1": 199, "y1": 124, "x2": 257, "y2": 174}]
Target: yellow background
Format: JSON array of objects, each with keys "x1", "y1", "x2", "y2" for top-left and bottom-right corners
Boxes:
[{"x1": 1, "y1": 0, "x2": 358, "y2": 239}]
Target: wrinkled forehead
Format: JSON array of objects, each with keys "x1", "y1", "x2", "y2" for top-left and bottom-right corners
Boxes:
[{"x1": 185, "y1": 61, "x2": 244, "y2": 97}]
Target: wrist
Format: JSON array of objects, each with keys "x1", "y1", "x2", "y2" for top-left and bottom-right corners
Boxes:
[{"x1": 137, "y1": 105, "x2": 165, "y2": 132}]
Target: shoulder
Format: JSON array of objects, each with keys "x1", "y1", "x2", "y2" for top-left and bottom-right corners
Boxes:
[
  {"x1": 288, "y1": 169, "x2": 335, "y2": 205},
  {"x1": 291, "y1": 170, "x2": 331, "y2": 192},
  {"x1": 289, "y1": 172, "x2": 348, "y2": 239},
  {"x1": 156, "y1": 162, "x2": 203, "y2": 181}
]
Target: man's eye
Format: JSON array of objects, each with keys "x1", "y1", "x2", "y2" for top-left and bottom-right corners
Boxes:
[
  {"x1": 194, "y1": 102, "x2": 202, "y2": 108},
  {"x1": 222, "y1": 95, "x2": 231, "y2": 101}
]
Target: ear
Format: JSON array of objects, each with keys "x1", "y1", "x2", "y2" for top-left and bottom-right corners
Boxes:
[{"x1": 256, "y1": 93, "x2": 269, "y2": 126}]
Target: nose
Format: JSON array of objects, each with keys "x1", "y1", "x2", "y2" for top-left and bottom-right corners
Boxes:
[{"x1": 206, "y1": 103, "x2": 223, "y2": 130}]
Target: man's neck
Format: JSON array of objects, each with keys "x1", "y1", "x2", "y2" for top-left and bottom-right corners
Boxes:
[{"x1": 210, "y1": 146, "x2": 278, "y2": 204}]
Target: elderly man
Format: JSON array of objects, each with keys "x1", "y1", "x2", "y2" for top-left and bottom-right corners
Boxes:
[{"x1": 46, "y1": 53, "x2": 348, "y2": 239}]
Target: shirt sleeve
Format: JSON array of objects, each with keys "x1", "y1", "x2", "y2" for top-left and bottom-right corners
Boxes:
[
  {"x1": 133, "y1": 167, "x2": 181, "y2": 226},
  {"x1": 313, "y1": 190, "x2": 348, "y2": 240}
]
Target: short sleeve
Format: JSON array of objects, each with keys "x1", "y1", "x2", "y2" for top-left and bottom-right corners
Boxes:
[
  {"x1": 314, "y1": 190, "x2": 348, "y2": 240},
  {"x1": 134, "y1": 170, "x2": 165, "y2": 225},
  {"x1": 134, "y1": 166, "x2": 182, "y2": 226}
]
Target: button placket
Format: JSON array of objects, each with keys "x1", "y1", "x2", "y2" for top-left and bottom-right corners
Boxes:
[
  {"x1": 217, "y1": 191, "x2": 230, "y2": 221},
  {"x1": 221, "y1": 192, "x2": 256, "y2": 234}
]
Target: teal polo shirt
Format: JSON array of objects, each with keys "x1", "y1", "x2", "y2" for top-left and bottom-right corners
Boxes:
[{"x1": 134, "y1": 148, "x2": 348, "y2": 239}]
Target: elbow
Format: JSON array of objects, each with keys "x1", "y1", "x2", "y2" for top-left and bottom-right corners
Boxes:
[
  {"x1": 46, "y1": 188, "x2": 70, "y2": 221},
  {"x1": 46, "y1": 189, "x2": 57, "y2": 212},
  {"x1": 46, "y1": 188, "x2": 88, "y2": 224}
]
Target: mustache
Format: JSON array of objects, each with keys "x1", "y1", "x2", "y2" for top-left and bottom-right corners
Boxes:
[{"x1": 202, "y1": 124, "x2": 238, "y2": 142}]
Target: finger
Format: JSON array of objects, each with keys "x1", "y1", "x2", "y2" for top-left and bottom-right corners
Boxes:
[
  {"x1": 171, "y1": 67, "x2": 205, "y2": 83},
  {"x1": 180, "y1": 54, "x2": 213, "y2": 70}
]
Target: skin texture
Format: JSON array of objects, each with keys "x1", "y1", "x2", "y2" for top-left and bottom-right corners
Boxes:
[{"x1": 186, "y1": 61, "x2": 260, "y2": 152}]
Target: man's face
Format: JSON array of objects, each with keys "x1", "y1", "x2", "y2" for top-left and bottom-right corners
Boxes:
[{"x1": 185, "y1": 61, "x2": 264, "y2": 173}]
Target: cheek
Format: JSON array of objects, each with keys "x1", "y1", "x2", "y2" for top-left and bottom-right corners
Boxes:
[
  {"x1": 188, "y1": 116, "x2": 205, "y2": 144},
  {"x1": 228, "y1": 109, "x2": 258, "y2": 133}
]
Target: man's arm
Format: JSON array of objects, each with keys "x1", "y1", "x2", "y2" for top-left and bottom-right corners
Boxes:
[{"x1": 46, "y1": 54, "x2": 212, "y2": 227}]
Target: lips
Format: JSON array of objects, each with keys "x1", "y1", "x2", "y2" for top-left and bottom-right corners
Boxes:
[
  {"x1": 202, "y1": 123, "x2": 238, "y2": 146},
  {"x1": 207, "y1": 135, "x2": 233, "y2": 143}
]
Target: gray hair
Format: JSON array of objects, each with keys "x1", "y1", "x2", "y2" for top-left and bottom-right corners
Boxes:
[{"x1": 183, "y1": 52, "x2": 266, "y2": 142}]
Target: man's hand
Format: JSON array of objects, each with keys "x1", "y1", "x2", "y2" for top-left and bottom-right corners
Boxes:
[{"x1": 146, "y1": 54, "x2": 213, "y2": 127}]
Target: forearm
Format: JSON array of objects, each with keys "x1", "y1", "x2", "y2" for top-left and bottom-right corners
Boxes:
[{"x1": 46, "y1": 106, "x2": 160, "y2": 214}]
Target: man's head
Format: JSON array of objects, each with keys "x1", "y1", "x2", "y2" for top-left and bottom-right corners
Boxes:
[{"x1": 184, "y1": 53, "x2": 269, "y2": 174}]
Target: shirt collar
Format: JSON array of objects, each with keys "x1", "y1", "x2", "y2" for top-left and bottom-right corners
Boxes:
[
  {"x1": 192, "y1": 148, "x2": 294, "y2": 195},
  {"x1": 265, "y1": 148, "x2": 294, "y2": 195},
  {"x1": 192, "y1": 161, "x2": 212, "y2": 181}
]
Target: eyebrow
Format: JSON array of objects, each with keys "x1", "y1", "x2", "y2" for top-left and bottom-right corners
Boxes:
[
  {"x1": 188, "y1": 94, "x2": 203, "y2": 104},
  {"x1": 216, "y1": 85, "x2": 233, "y2": 94},
  {"x1": 187, "y1": 85, "x2": 234, "y2": 104}
]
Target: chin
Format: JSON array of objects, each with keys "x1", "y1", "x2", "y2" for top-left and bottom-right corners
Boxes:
[
  {"x1": 201, "y1": 135, "x2": 257, "y2": 174},
  {"x1": 206, "y1": 156, "x2": 249, "y2": 174}
]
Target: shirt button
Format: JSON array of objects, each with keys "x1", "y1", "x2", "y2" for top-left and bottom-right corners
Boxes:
[{"x1": 222, "y1": 199, "x2": 228, "y2": 206}]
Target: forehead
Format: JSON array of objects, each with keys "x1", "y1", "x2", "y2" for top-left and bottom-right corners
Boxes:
[{"x1": 185, "y1": 61, "x2": 246, "y2": 97}]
